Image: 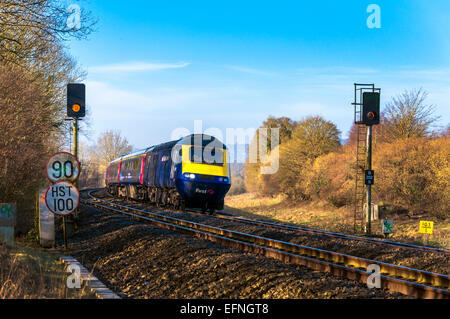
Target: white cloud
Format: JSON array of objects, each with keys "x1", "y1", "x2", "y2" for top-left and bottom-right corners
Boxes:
[{"x1": 88, "y1": 61, "x2": 189, "y2": 73}]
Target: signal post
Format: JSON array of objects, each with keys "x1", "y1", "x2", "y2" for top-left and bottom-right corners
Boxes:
[
  {"x1": 67, "y1": 83, "x2": 85, "y2": 232},
  {"x1": 352, "y1": 84, "x2": 380, "y2": 235}
]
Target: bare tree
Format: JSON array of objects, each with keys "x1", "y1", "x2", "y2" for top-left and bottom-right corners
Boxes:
[
  {"x1": 382, "y1": 89, "x2": 440, "y2": 141},
  {"x1": 0, "y1": 0, "x2": 96, "y2": 64},
  {"x1": 0, "y1": 65, "x2": 55, "y2": 201},
  {"x1": 0, "y1": 0, "x2": 96, "y2": 233},
  {"x1": 94, "y1": 130, "x2": 133, "y2": 165}
]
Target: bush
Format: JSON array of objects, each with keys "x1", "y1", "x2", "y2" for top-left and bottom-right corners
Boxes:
[
  {"x1": 303, "y1": 147, "x2": 355, "y2": 207},
  {"x1": 373, "y1": 137, "x2": 449, "y2": 218}
]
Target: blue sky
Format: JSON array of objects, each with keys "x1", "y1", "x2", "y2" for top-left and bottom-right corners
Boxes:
[{"x1": 68, "y1": 0, "x2": 450, "y2": 150}]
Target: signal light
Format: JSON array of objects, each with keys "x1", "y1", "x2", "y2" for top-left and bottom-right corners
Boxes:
[
  {"x1": 367, "y1": 111, "x2": 376, "y2": 120},
  {"x1": 362, "y1": 92, "x2": 380, "y2": 125},
  {"x1": 67, "y1": 83, "x2": 85, "y2": 118},
  {"x1": 72, "y1": 104, "x2": 81, "y2": 112}
]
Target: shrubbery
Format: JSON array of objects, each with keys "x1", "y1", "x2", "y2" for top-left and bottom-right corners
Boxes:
[
  {"x1": 244, "y1": 99, "x2": 449, "y2": 219},
  {"x1": 373, "y1": 137, "x2": 449, "y2": 218}
]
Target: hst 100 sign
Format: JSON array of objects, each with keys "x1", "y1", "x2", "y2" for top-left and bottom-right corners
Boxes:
[{"x1": 45, "y1": 181, "x2": 79, "y2": 216}]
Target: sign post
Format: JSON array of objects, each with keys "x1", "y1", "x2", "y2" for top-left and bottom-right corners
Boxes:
[
  {"x1": 45, "y1": 181, "x2": 80, "y2": 250},
  {"x1": 39, "y1": 188, "x2": 55, "y2": 248},
  {"x1": 365, "y1": 170, "x2": 374, "y2": 185},
  {"x1": 45, "y1": 152, "x2": 80, "y2": 250},
  {"x1": 381, "y1": 219, "x2": 393, "y2": 238},
  {"x1": 419, "y1": 221, "x2": 434, "y2": 245}
]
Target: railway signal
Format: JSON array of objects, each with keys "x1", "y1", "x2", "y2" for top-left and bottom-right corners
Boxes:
[
  {"x1": 352, "y1": 84, "x2": 381, "y2": 235},
  {"x1": 362, "y1": 92, "x2": 380, "y2": 125},
  {"x1": 67, "y1": 83, "x2": 85, "y2": 118},
  {"x1": 66, "y1": 83, "x2": 85, "y2": 237}
]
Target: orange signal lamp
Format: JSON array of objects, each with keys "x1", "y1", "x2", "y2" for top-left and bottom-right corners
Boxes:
[
  {"x1": 72, "y1": 104, "x2": 81, "y2": 112},
  {"x1": 367, "y1": 112, "x2": 376, "y2": 120}
]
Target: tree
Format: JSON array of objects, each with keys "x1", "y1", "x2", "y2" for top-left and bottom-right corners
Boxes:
[
  {"x1": 93, "y1": 130, "x2": 133, "y2": 166},
  {"x1": 0, "y1": 0, "x2": 95, "y2": 234},
  {"x1": 261, "y1": 116, "x2": 297, "y2": 151},
  {"x1": 382, "y1": 89, "x2": 440, "y2": 141},
  {"x1": 244, "y1": 116, "x2": 296, "y2": 194},
  {"x1": 0, "y1": 0, "x2": 95, "y2": 64},
  {"x1": 272, "y1": 116, "x2": 341, "y2": 199},
  {"x1": 77, "y1": 142, "x2": 102, "y2": 188},
  {"x1": 0, "y1": 65, "x2": 54, "y2": 201},
  {"x1": 77, "y1": 131, "x2": 133, "y2": 188},
  {"x1": 290, "y1": 116, "x2": 341, "y2": 159}
]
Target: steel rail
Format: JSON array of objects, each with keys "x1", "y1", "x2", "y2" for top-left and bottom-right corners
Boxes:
[
  {"x1": 98, "y1": 188, "x2": 449, "y2": 255},
  {"x1": 81, "y1": 191, "x2": 449, "y2": 299},
  {"x1": 211, "y1": 212, "x2": 450, "y2": 255}
]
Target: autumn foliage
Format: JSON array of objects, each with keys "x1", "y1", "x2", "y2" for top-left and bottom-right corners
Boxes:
[
  {"x1": 244, "y1": 97, "x2": 449, "y2": 219},
  {"x1": 373, "y1": 138, "x2": 449, "y2": 218}
]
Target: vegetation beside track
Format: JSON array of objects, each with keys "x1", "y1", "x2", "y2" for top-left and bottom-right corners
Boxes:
[{"x1": 0, "y1": 241, "x2": 96, "y2": 299}]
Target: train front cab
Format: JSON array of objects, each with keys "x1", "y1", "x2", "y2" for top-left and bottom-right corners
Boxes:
[{"x1": 175, "y1": 141, "x2": 231, "y2": 213}]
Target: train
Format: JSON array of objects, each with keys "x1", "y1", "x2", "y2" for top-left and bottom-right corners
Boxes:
[{"x1": 104, "y1": 134, "x2": 231, "y2": 214}]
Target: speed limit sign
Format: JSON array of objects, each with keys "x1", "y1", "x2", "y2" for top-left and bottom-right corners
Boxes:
[
  {"x1": 45, "y1": 181, "x2": 79, "y2": 216},
  {"x1": 46, "y1": 152, "x2": 80, "y2": 183}
]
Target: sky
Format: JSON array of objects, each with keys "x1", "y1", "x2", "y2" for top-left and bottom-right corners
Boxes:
[{"x1": 67, "y1": 0, "x2": 450, "y2": 151}]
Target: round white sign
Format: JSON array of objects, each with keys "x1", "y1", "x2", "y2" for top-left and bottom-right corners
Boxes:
[
  {"x1": 45, "y1": 181, "x2": 79, "y2": 216},
  {"x1": 46, "y1": 152, "x2": 80, "y2": 183}
]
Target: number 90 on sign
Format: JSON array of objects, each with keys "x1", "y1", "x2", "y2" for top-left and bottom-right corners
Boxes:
[
  {"x1": 46, "y1": 152, "x2": 80, "y2": 183},
  {"x1": 45, "y1": 181, "x2": 79, "y2": 216}
]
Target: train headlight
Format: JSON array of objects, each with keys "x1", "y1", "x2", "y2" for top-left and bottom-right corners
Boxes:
[
  {"x1": 223, "y1": 177, "x2": 229, "y2": 182},
  {"x1": 184, "y1": 173, "x2": 196, "y2": 179},
  {"x1": 218, "y1": 177, "x2": 223, "y2": 182}
]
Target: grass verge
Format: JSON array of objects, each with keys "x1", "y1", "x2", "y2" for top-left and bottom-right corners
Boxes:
[{"x1": 0, "y1": 240, "x2": 97, "y2": 299}]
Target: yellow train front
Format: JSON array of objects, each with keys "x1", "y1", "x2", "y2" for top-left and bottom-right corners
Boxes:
[{"x1": 174, "y1": 134, "x2": 231, "y2": 214}]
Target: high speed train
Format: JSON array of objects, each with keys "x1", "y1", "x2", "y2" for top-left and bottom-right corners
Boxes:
[{"x1": 105, "y1": 134, "x2": 231, "y2": 214}]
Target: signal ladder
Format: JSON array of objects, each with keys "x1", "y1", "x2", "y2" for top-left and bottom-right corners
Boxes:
[{"x1": 354, "y1": 123, "x2": 367, "y2": 232}]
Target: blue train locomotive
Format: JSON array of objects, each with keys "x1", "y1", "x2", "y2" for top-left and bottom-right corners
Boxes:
[{"x1": 105, "y1": 134, "x2": 231, "y2": 214}]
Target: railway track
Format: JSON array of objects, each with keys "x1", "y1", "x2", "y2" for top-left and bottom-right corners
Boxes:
[
  {"x1": 91, "y1": 188, "x2": 449, "y2": 256},
  {"x1": 211, "y1": 213, "x2": 450, "y2": 255},
  {"x1": 81, "y1": 189, "x2": 450, "y2": 299}
]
